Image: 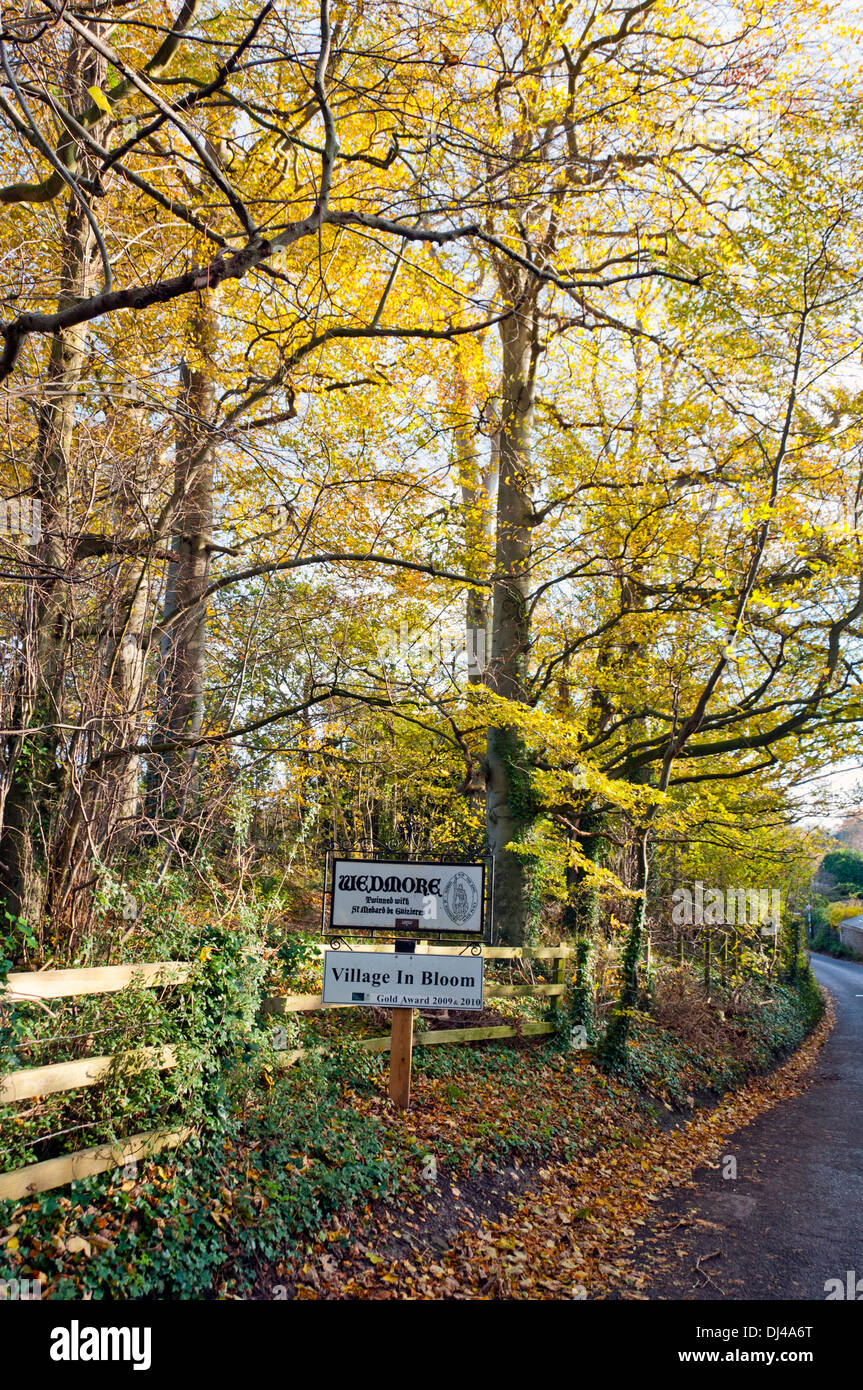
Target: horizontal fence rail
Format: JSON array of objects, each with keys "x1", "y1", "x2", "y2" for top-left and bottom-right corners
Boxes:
[
  {"x1": 0, "y1": 943, "x2": 571, "y2": 1202},
  {"x1": 263, "y1": 981, "x2": 565, "y2": 1016},
  {"x1": 0, "y1": 1046, "x2": 179, "y2": 1104},
  {"x1": 355, "y1": 1020, "x2": 557, "y2": 1052},
  {"x1": 4, "y1": 962, "x2": 192, "y2": 1003},
  {"x1": 0, "y1": 1128, "x2": 192, "y2": 1204}
]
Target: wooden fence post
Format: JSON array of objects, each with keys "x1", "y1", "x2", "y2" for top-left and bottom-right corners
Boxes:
[{"x1": 554, "y1": 950, "x2": 566, "y2": 1020}]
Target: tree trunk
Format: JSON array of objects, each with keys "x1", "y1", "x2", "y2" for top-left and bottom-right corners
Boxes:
[
  {"x1": 148, "y1": 293, "x2": 217, "y2": 830},
  {"x1": 453, "y1": 369, "x2": 497, "y2": 687},
  {"x1": 601, "y1": 824, "x2": 650, "y2": 1067},
  {"x1": 0, "y1": 37, "x2": 105, "y2": 935},
  {"x1": 102, "y1": 544, "x2": 156, "y2": 843},
  {"x1": 485, "y1": 295, "x2": 538, "y2": 944}
]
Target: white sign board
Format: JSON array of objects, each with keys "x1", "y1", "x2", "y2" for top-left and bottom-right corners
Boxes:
[
  {"x1": 322, "y1": 950, "x2": 484, "y2": 1010},
  {"x1": 329, "y1": 858, "x2": 485, "y2": 935}
]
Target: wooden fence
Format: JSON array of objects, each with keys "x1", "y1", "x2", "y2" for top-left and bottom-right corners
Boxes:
[{"x1": 0, "y1": 944, "x2": 571, "y2": 1203}]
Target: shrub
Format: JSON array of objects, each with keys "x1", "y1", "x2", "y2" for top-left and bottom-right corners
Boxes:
[
  {"x1": 812, "y1": 927, "x2": 860, "y2": 961},
  {"x1": 826, "y1": 900, "x2": 863, "y2": 928}
]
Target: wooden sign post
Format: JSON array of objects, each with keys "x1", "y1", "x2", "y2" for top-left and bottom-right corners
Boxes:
[
  {"x1": 389, "y1": 939, "x2": 415, "y2": 1109},
  {"x1": 388, "y1": 1006, "x2": 415, "y2": 1109},
  {"x1": 320, "y1": 935, "x2": 484, "y2": 1112}
]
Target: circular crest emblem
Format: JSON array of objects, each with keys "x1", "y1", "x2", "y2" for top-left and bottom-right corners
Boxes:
[{"x1": 442, "y1": 871, "x2": 479, "y2": 926}]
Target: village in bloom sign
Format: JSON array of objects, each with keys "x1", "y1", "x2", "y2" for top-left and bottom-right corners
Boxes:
[
  {"x1": 322, "y1": 950, "x2": 484, "y2": 1010},
  {"x1": 328, "y1": 857, "x2": 485, "y2": 935}
]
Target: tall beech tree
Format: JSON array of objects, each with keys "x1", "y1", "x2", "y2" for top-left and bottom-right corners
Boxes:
[{"x1": 0, "y1": 0, "x2": 860, "y2": 962}]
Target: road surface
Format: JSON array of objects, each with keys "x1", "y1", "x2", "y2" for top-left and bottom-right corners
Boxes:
[{"x1": 633, "y1": 953, "x2": 863, "y2": 1299}]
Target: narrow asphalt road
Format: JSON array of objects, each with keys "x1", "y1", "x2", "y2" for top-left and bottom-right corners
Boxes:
[{"x1": 635, "y1": 954, "x2": 863, "y2": 1300}]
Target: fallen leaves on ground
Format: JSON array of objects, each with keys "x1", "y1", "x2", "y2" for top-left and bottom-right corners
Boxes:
[{"x1": 276, "y1": 996, "x2": 834, "y2": 1300}]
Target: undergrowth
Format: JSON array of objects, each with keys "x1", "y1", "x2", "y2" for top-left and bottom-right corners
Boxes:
[{"x1": 0, "y1": 952, "x2": 823, "y2": 1300}]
